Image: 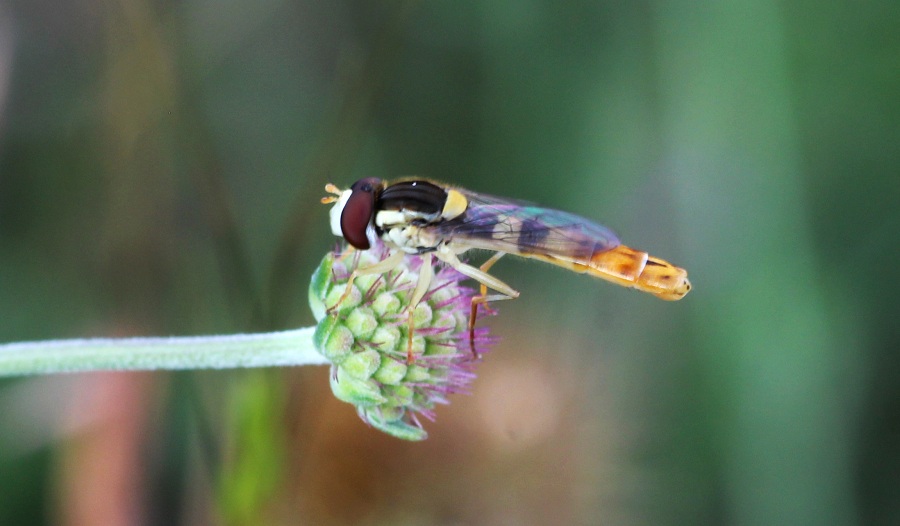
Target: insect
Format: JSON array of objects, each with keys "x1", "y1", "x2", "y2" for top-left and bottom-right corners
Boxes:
[{"x1": 322, "y1": 178, "x2": 691, "y2": 359}]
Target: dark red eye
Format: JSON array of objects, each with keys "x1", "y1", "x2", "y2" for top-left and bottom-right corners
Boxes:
[{"x1": 340, "y1": 178, "x2": 382, "y2": 249}]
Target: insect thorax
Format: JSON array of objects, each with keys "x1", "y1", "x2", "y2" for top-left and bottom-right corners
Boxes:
[{"x1": 375, "y1": 209, "x2": 442, "y2": 254}]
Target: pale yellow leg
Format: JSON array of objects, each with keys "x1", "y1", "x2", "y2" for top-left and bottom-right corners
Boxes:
[
  {"x1": 434, "y1": 247, "x2": 520, "y2": 357},
  {"x1": 329, "y1": 248, "x2": 443, "y2": 364},
  {"x1": 433, "y1": 246, "x2": 519, "y2": 299},
  {"x1": 405, "y1": 253, "x2": 435, "y2": 363},
  {"x1": 326, "y1": 249, "x2": 406, "y2": 315},
  {"x1": 409, "y1": 252, "x2": 434, "y2": 308}
]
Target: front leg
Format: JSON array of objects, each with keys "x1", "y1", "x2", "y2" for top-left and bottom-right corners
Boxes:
[
  {"x1": 403, "y1": 252, "x2": 435, "y2": 364},
  {"x1": 326, "y1": 249, "x2": 406, "y2": 315},
  {"x1": 328, "y1": 248, "x2": 438, "y2": 365}
]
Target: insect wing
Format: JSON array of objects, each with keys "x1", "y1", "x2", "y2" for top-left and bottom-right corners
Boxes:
[{"x1": 432, "y1": 189, "x2": 621, "y2": 260}]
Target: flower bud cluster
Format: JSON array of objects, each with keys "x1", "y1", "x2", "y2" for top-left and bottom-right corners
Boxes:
[{"x1": 309, "y1": 245, "x2": 494, "y2": 440}]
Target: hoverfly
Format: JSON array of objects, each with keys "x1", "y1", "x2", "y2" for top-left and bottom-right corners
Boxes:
[{"x1": 322, "y1": 178, "x2": 690, "y2": 360}]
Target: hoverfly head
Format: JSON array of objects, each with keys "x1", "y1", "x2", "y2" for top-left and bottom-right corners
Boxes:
[{"x1": 327, "y1": 177, "x2": 382, "y2": 250}]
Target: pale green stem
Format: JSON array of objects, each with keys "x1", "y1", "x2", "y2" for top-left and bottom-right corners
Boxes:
[{"x1": 0, "y1": 327, "x2": 329, "y2": 377}]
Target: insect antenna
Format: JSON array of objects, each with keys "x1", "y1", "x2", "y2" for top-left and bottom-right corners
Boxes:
[{"x1": 320, "y1": 183, "x2": 343, "y2": 204}]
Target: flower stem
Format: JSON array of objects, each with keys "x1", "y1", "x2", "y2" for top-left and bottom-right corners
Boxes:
[{"x1": 0, "y1": 327, "x2": 329, "y2": 377}]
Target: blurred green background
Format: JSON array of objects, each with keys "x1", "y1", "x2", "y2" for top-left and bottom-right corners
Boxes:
[{"x1": 1, "y1": 1, "x2": 897, "y2": 525}]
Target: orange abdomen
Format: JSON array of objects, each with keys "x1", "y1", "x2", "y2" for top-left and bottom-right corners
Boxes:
[{"x1": 585, "y1": 245, "x2": 691, "y2": 300}]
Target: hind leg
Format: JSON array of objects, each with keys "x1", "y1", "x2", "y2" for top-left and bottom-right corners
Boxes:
[{"x1": 434, "y1": 247, "x2": 519, "y2": 357}]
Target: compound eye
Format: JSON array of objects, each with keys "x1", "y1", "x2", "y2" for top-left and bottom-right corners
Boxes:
[{"x1": 340, "y1": 178, "x2": 381, "y2": 249}]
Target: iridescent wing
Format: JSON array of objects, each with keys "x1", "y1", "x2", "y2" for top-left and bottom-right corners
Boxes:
[{"x1": 430, "y1": 189, "x2": 621, "y2": 260}]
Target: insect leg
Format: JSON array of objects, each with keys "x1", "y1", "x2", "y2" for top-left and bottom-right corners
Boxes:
[
  {"x1": 466, "y1": 252, "x2": 515, "y2": 357},
  {"x1": 434, "y1": 246, "x2": 519, "y2": 357},
  {"x1": 434, "y1": 247, "x2": 519, "y2": 298},
  {"x1": 473, "y1": 251, "x2": 506, "y2": 313},
  {"x1": 326, "y1": 249, "x2": 406, "y2": 315},
  {"x1": 404, "y1": 252, "x2": 434, "y2": 364},
  {"x1": 330, "y1": 249, "x2": 436, "y2": 364}
]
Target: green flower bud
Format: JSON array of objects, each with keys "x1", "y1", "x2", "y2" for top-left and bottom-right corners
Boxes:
[
  {"x1": 308, "y1": 246, "x2": 496, "y2": 441},
  {"x1": 364, "y1": 408, "x2": 428, "y2": 442},
  {"x1": 411, "y1": 302, "x2": 433, "y2": 329},
  {"x1": 371, "y1": 292, "x2": 401, "y2": 317},
  {"x1": 315, "y1": 320, "x2": 354, "y2": 363},
  {"x1": 324, "y1": 283, "x2": 362, "y2": 314},
  {"x1": 353, "y1": 272, "x2": 383, "y2": 297},
  {"x1": 403, "y1": 364, "x2": 431, "y2": 383},
  {"x1": 373, "y1": 357, "x2": 407, "y2": 385},
  {"x1": 308, "y1": 253, "x2": 334, "y2": 321},
  {"x1": 345, "y1": 307, "x2": 378, "y2": 339},
  {"x1": 340, "y1": 348, "x2": 381, "y2": 380},
  {"x1": 370, "y1": 326, "x2": 401, "y2": 352},
  {"x1": 330, "y1": 367, "x2": 386, "y2": 406}
]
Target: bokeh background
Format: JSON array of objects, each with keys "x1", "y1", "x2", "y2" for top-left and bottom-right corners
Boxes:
[{"x1": 1, "y1": 1, "x2": 897, "y2": 525}]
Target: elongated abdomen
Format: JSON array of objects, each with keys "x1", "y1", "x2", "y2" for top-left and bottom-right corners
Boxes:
[
  {"x1": 587, "y1": 245, "x2": 690, "y2": 300},
  {"x1": 531, "y1": 245, "x2": 691, "y2": 300}
]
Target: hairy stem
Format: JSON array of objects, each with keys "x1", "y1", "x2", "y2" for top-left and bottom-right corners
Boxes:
[{"x1": 0, "y1": 327, "x2": 328, "y2": 377}]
